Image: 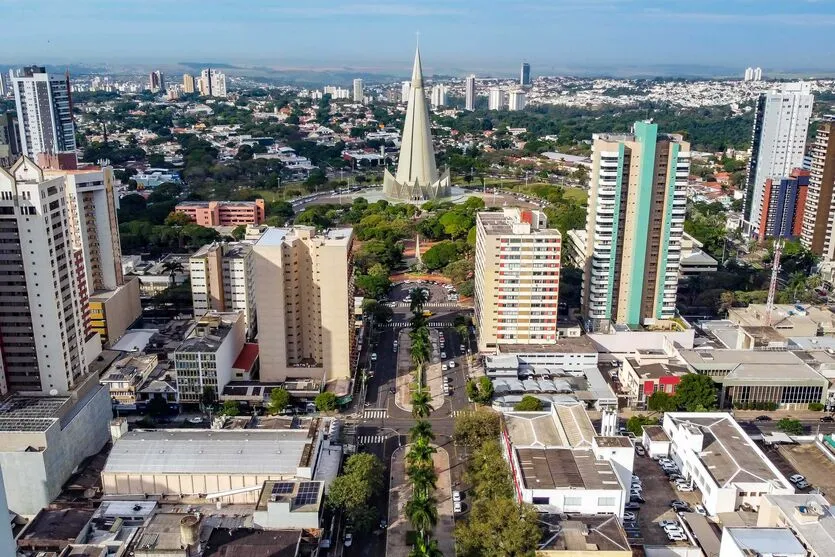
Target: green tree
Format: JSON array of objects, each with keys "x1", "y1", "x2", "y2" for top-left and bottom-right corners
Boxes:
[
  {"x1": 626, "y1": 414, "x2": 658, "y2": 436},
  {"x1": 411, "y1": 387, "x2": 434, "y2": 419},
  {"x1": 455, "y1": 497, "x2": 541, "y2": 557},
  {"x1": 468, "y1": 440, "x2": 514, "y2": 501},
  {"x1": 466, "y1": 377, "x2": 494, "y2": 405},
  {"x1": 410, "y1": 534, "x2": 444, "y2": 557},
  {"x1": 647, "y1": 391, "x2": 678, "y2": 413},
  {"x1": 405, "y1": 490, "x2": 439, "y2": 533},
  {"x1": 267, "y1": 388, "x2": 292, "y2": 415},
  {"x1": 674, "y1": 374, "x2": 718, "y2": 411},
  {"x1": 514, "y1": 395, "x2": 543, "y2": 411},
  {"x1": 362, "y1": 299, "x2": 394, "y2": 323},
  {"x1": 231, "y1": 224, "x2": 247, "y2": 240},
  {"x1": 164, "y1": 211, "x2": 193, "y2": 227},
  {"x1": 776, "y1": 418, "x2": 804, "y2": 436},
  {"x1": 407, "y1": 462, "x2": 438, "y2": 493},
  {"x1": 220, "y1": 400, "x2": 240, "y2": 416},
  {"x1": 200, "y1": 386, "x2": 217, "y2": 410},
  {"x1": 409, "y1": 420, "x2": 435, "y2": 444},
  {"x1": 458, "y1": 280, "x2": 474, "y2": 297},
  {"x1": 443, "y1": 259, "x2": 473, "y2": 284},
  {"x1": 315, "y1": 392, "x2": 338, "y2": 412},
  {"x1": 409, "y1": 288, "x2": 430, "y2": 313},
  {"x1": 453, "y1": 408, "x2": 501, "y2": 449},
  {"x1": 422, "y1": 241, "x2": 460, "y2": 270},
  {"x1": 327, "y1": 453, "x2": 385, "y2": 532}
]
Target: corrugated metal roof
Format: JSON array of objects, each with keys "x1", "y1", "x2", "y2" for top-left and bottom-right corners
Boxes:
[{"x1": 103, "y1": 430, "x2": 312, "y2": 475}]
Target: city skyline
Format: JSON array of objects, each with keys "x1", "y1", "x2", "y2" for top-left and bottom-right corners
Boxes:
[{"x1": 4, "y1": 1, "x2": 835, "y2": 74}]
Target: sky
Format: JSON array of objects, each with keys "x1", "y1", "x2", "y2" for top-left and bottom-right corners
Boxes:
[{"x1": 4, "y1": 0, "x2": 835, "y2": 75}]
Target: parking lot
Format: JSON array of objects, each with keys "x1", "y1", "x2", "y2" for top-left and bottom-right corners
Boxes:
[
  {"x1": 770, "y1": 443, "x2": 835, "y2": 498},
  {"x1": 388, "y1": 281, "x2": 458, "y2": 304},
  {"x1": 631, "y1": 451, "x2": 704, "y2": 546}
]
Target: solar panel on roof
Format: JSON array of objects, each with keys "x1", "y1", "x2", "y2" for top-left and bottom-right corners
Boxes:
[
  {"x1": 271, "y1": 482, "x2": 295, "y2": 496},
  {"x1": 293, "y1": 481, "x2": 319, "y2": 506}
]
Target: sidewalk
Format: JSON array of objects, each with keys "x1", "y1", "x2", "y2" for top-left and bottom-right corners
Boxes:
[{"x1": 386, "y1": 444, "x2": 455, "y2": 557}]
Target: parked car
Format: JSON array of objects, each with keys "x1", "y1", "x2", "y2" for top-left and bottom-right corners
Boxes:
[
  {"x1": 630, "y1": 495, "x2": 646, "y2": 504},
  {"x1": 460, "y1": 344, "x2": 466, "y2": 352},
  {"x1": 623, "y1": 511, "x2": 637, "y2": 521},
  {"x1": 676, "y1": 484, "x2": 694, "y2": 492},
  {"x1": 789, "y1": 474, "x2": 806, "y2": 484},
  {"x1": 796, "y1": 480, "x2": 810, "y2": 489},
  {"x1": 635, "y1": 445, "x2": 646, "y2": 457},
  {"x1": 442, "y1": 364, "x2": 448, "y2": 372},
  {"x1": 448, "y1": 361, "x2": 456, "y2": 368},
  {"x1": 659, "y1": 520, "x2": 679, "y2": 528},
  {"x1": 453, "y1": 502, "x2": 463, "y2": 513},
  {"x1": 370, "y1": 353, "x2": 377, "y2": 361},
  {"x1": 452, "y1": 491, "x2": 461, "y2": 502},
  {"x1": 820, "y1": 415, "x2": 834, "y2": 422},
  {"x1": 625, "y1": 502, "x2": 641, "y2": 510},
  {"x1": 668, "y1": 532, "x2": 688, "y2": 542},
  {"x1": 440, "y1": 352, "x2": 447, "y2": 359},
  {"x1": 755, "y1": 415, "x2": 772, "y2": 421},
  {"x1": 671, "y1": 500, "x2": 690, "y2": 512},
  {"x1": 694, "y1": 504, "x2": 708, "y2": 516},
  {"x1": 344, "y1": 533, "x2": 353, "y2": 547}
]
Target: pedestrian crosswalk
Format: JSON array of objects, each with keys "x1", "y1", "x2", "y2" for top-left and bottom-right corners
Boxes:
[
  {"x1": 362, "y1": 409, "x2": 388, "y2": 419},
  {"x1": 357, "y1": 435, "x2": 387, "y2": 444},
  {"x1": 451, "y1": 410, "x2": 470, "y2": 417},
  {"x1": 383, "y1": 322, "x2": 453, "y2": 328}
]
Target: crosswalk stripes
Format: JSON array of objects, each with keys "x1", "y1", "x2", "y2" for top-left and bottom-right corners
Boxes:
[
  {"x1": 357, "y1": 435, "x2": 387, "y2": 444},
  {"x1": 451, "y1": 410, "x2": 470, "y2": 417},
  {"x1": 362, "y1": 410, "x2": 388, "y2": 419}
]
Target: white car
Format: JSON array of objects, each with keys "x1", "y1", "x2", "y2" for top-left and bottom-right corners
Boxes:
[
  {"x1": 460, "y1": 344, "x2": 466, "y2": 352},
  {"x1": 370, "y1": 353, "x2": 377, "y2": 361},
  {"x1": 789, "y1": 474, "x2": 806, "y2": 484},
  {"x1": 659, "y1": 520, "x2": 679, "y2": 528},
  {"x1": 453, "y1": 502, "x2": 463, "y2": 513},
  {"x1": 448, "y1": 361, "x2": 456, "y2": 368},
  {"x1": 676, "y1": 484, "x2": 694, "y2": 492},
  {"x1": 667, "y1": 532, "x2": 687, "y2": 542},
  {"x1": 442, "y1": 364, "x2": 448, "y2": 371},
  {"x1": 440, "y1": 352, "x2": 446, "y2": 359},
  {"x1": 694, "y1": 504, "x2": 707, "y2": 516},
  {"x1": 452, "y1": 491, "x2": 461, "y2": 502},
  {"x1": 344, "y1": 533, "x2": 353, "y2": 547}
]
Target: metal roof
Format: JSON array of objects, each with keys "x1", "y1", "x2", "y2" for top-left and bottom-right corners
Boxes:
[{"x1": 103, "y1": 429, "x2": 313, "y2": 475}]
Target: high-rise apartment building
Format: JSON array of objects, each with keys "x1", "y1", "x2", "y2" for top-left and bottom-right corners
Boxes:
[
  {"x1": 430, "y1": 83, "x2": 448, "y2": 108},
  {"x1": 352, "y1": 78, "x2": 364, "y2": 102},
  {"x1": 488, "y1": 88, "x2": 506, "y2": 110},
  {"x1": 189, "y1": 241, "x2": 257, "y2": 339},
  {"x1": 474, "y1": 208, "x2": 561, "y2": 351},
  {"x1": 465, "y1": 75, "x2": 476, "y2": 111},
  {"x1": 401, "y1": 80, "x2": 411, "y2": 104},
  {"x1": 0, "y1": 157, "x2": 88, "y2": 394},
  {"x1": 199, "y1": 69, "x2": 227, "y2": 98},
  {"x1": 757, "y1": 168, "x2": 809, "y2": 242},
  {"x1": 508, "y1": 90, "x2": 526, "y2": 111},
  {"x1": 253, "y1": 227, "x2": 356, "y2": 387},
  {"x1": 744, "y1": 82, "x2": 813, "y2": 234},
  {"x1": 801, "y1": 118, "x2": 835, "y2": 258},
  {"x1": 744, "y1": 67, "x2": 754, "y2": 81},
  {"x1": 754, "y1": 67, "x2": 763, "y2": 81},
  {"x1": 521, "y1": 62, "x2": 531, "y2": 86},
  {"x1": 582, "y1": 121, "x2": 690, "y2": 330},
  {"x1": 12, "y1": 66, "x2": 76, "y2": 163},
  {"x1": 148, "y1": 70, "x2": 164, "y2": 93},
  {"x1": 0, "y1": 113, "x2": 19, "y2": 167},
  {"x1": 182, "y1": 73, "x2": 196, "y2": 94}
]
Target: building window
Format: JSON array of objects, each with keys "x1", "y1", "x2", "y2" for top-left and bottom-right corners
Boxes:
[
  {"x1": 532, "y1": 497, "x2": 549, "y2": 505},
  {"x1": 597, "y1": 497, "x2": 616, "y2": 506},
  {"x1": 564, "y1": 496, "x2": 582, "y2": 507}
]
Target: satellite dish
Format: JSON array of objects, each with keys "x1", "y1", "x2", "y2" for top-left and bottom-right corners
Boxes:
[{"x1": 49, "y1": 389, "x2": 58, "y2": 396}]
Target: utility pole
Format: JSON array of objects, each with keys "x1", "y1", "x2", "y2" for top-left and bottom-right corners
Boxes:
[{"x1": 766, "y1": 239, "x2": 783, "y2": 326}]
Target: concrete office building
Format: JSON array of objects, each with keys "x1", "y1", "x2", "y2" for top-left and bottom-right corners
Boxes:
[
  {"x1": 382, "y1": 47, "x2": 451, "y2": 201},
  {"x1": 0, "y1": 376, "x2": 111, "y2": 515},
  {"x1": 475, "y1": 208, "x2": 562, "y2": 351},
  {"x1": 175, "y1": 199, "x2": 266, "y2": 226},
  {"x1": 757, "y1": 168, "x2": 809, "y2": 241},
  {"x1": 757, "y1": 494, "x2": 835, "y2": 557},
  {"x1": 662, "y1": 413, "x2": 793, "y2": 515},
  {"x1": 12, "y1": 66, "x2": 76, "y2": 163},
  {"x1": 88, "y1": 279, "x2": 142, "y2": 346},
  {"x1": 189, "y1": 242, "x2": 257, "y2": 339},
  {"x1": 488, "y1": 87, "x2": 506, "y2": 110},
  {"x1": 582, "y1": 121, "x2": 690, "y2": 330},
  {"x1": 465, "y1": 74, "x2": 476, "y2": 111},
  {"x1": 148, "y1": 70, "x2": 164, "y2": 93},
  {"x1": 720, "y1": 527, "x2": 806, "y2": 557},
  {"x1": 182, "y1": 73, "x2": 196, "y2": 94},
  {"x1": 521, "y1": 62, "x2": 531, "y2": 86},
  {"x1": 0, "y1": 157, "x2": 88, "y2": 395},
  {"x1": 171, "y1": 312, "x2": 246, "y2": 404},
  {"x1": 744, "y1": 82, "x2": 813, "y2": 233},
  {"x1": 254, "y1": 227, "x2": 356, "y2": 390},
  {"x1": 801, "y1": 117, "x2": 835, "y2": 258},
  {"x1": 352, "y1": 78, "x2": 363, "y2": 102},
  {"x1": 508, "y1": 90, "x2": 526, "y2": 111}
]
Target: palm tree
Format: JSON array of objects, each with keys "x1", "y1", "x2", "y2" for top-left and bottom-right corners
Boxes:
[
  {"x1": 405, "y1": 490, "x2": 438, "y2": 534},
  {"x1": 409, "y1": 420, "x2": 435, "y2": 444},
  {"x1": 406, "y1": 438, "x2": 436, "y2": 470},
  {"x1": 411, "y1": 387, "x2": 434, "y2": 419},
  {"x1": 410, "y1": 334, "x2": 430, "y2": 368},
  {"x1": 161, "y1": 260, "x2": 184, "y2": 288},
  {"x1": 409, "y1": 533, "x2": 443, "y2": 557},
  {"x1": 406, "y1": 462, "x2": 437, "y2": 493},
  {"x1": 410, "y1": 288, "x2": 429, "y2": 313}
]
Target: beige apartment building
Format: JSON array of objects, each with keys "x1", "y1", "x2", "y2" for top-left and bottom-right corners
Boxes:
[
  {"x1": 253, "y1": 227, "x2": 356, "y2": 391},
  {"x1": 474, "y1": 208, "x2": 562, "y2": 352},
  {"x1": 190, "y1": 242, "x2": 256, "y2": 339}
]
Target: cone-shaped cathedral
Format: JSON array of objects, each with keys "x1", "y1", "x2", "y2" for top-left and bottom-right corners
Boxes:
[{"x1": 383, "y1": 47, "x2": 451, "y2": 201}]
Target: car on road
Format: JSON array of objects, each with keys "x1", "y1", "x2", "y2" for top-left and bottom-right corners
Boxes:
[
  {"x1": 448, "y1": 361, "x2": 456, "y2": 368},
  {"x1": 623, "y1": 511, "x2": 637, "y2": 521},
  {"x1": 344, "y1": 533, "x2": 353, "y2": 547},
  {"x1": 460, "y1": 344, "x2": 466, "y2": 352},
  {"x1": 635, "y1": 445, "x2": 646, "y2": 457},
  {"x1": 442, "y1": 364, "x2": 448, "y2": 372},
  {"x1": 440, "y1": 352, "x2": 446, "y2": 359},
  {"x1": 755, "y1": 415, "x2": 771, "y2": 421},
  {"x1": 453, "y1": 502, "x2": 463, "y2": 513},
  {"x1": 820, "y1": 415, "x2": 834, "y2": 422},
  {"x1": 694, "y1": 504, "x2": 707, "y2": 516},
  {"x1": 789, "y1": 474, "x2": 806, "y2": 484},
  {"x1": 187, "y1": 417, "x2": 204, "y2": 424},
  {"x1": 370, "y1": 353, "x2": 377, "y2": 361}
]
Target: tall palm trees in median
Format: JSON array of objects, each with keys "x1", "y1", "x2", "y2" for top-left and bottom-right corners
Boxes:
[
  {"x1": 408, "y1": 534, "x2": 443, "y2": 557},
  {"x1": 409, "y1": 287, "x2": 429, "y2": 314},
  {"x1": 409, "y1": 420, "x2": 435, "y2": 444},
  {"x1": 410, "y1": 387, "x2": 434, "y2": 419},
  {"x1": 405, "y1": 489, "x2": 439, "y2": 535}
]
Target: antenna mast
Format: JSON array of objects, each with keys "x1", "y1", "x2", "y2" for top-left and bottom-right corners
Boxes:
[{"x1": 766, "y1": 239, "x2": 783, "y2": 326}]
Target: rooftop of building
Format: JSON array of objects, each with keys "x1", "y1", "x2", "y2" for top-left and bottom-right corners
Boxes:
[
  {"x1": 110, "y1": 328, "x2": 159, "y2": 352},
  {"x1": 729, "y1": 304, "x2": 835, "y2": 330},
  {"x1": 103, "y1": 428, "x2": 314, "y2": 475},
  {"x1": 256, "y1": 226, "x2": 353, "y2": 247},
  {"x1": 100, "y1": 354, "x2": 157, "y2": 385},
  {"x1": 131, "y1": 512, "x2": 201, "y2": 553},
  {"x1": 537, "y1": 514, "x2": 630, "y2": 553},
  {"x1": 221, "y1": 380, "x2": 322, "y2": 401},
  {"x1": 17, "y1": 508, "x2": 94, "y2": 547},
  {"x1": 724, "y1": 527, "x2": 805, "y2": 556},
  {"x1": 666, "y1": 413, "x2": 790, "y2": 489},
  {"x1": 496, "y1": 336, "x2": 597, "y2": 354},
  {"x1": 624, "y1": 358, "x2": 689, "y2": 379},
  {"x1": 503, "y1": 402, "x2": 597, "y2": 449},
  {"x1": 642, "y1": 424, "x2": 670, "y2": 442},
  {"x1": 516, "y1": 447, "x2": 621, "y2": 490},
  {"x1": 594, "y1": 436, "x2": 633, "y2": 448},
  {"x1": 192, "y1": 241, "x2": 254, "y2": 259},
  {"x1": 173, "y1": 313, "x2": 241, "y2": 354},
  {"x1": 476, "y1": 209, "x2": 560, "y2": 236},
  {"x1": 204, "y1": 528, "x2": 301, "y2": 557},
  {"x1": 761, "y1": 494, "x2": 835, "y2": 555},
  {"x1": 233, "y1": 343, "x2": 259, "y2": 371},
  {"x1": 176, "y1": 199, "x2": 262, "y2": 207},
  {"x1": 255, "y1": 479, "x2": 324, "y2": 513},
  {"x1": 0, "y1": 393, "x2": 70, "y2": 432}
]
